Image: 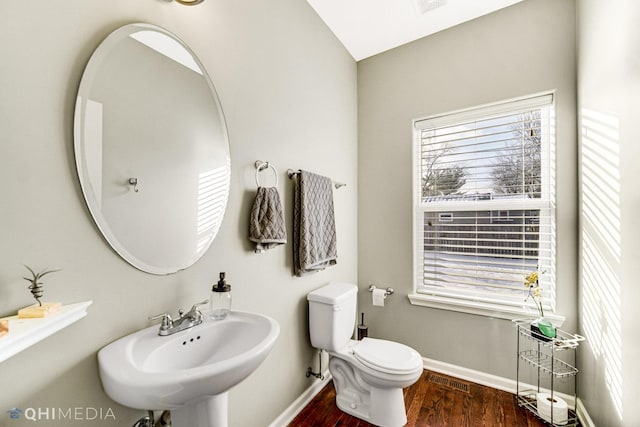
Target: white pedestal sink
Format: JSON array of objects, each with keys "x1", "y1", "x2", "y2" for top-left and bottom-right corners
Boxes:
[{"x1": 98, "y1": 310, "x2": 279, "y2": 427}]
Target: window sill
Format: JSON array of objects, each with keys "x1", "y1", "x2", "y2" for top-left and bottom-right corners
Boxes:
[{"x1": 408, "y1": 293, "x2": 565, "y2": 327}]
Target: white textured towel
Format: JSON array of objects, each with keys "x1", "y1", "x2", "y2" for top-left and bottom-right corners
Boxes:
[
  {"x1": 293, "y1": 170, "x2": 337, "y2": 276},
  {"x1": 249, "y1": 187, "x2": 287, "y2": 253}
]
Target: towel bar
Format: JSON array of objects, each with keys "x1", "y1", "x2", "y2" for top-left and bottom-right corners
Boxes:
[{"x1": 286, "y1": 169, "x2": 346, "y2": 189}]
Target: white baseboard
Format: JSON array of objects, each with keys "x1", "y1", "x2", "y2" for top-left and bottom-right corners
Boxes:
[
  {"x1": 268, "y1": 371, "x2": 332, "y2": 427},
  {"x1": 576, "y1": 398, "x2": 596, "y2": 427}
]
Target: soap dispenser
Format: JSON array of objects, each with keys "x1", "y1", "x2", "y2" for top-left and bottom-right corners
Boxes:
[{"x1": 210, "y1": 272, "x2": 232, "y2": 320}]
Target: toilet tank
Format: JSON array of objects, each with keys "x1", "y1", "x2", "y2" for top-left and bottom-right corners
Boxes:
[{"x1": 307, "y1": 282, "x2": 357, "y2": 351}]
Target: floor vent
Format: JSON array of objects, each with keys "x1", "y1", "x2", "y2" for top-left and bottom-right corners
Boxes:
[
  {"x1": 427, "y1": 373, "x2": 470, "y2": 394},
  {"x1": 448, "y1": 379, "x2": 470, "y2": 393}
]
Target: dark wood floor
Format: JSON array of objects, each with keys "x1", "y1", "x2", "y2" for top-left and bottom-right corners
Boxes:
[{"x1": 289, "y1": 370, "x2": 574, "y2": 427}]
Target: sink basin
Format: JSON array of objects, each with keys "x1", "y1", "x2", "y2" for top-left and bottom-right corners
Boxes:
[{"x1": 98, "y1": 310, "x2": 279, "y2": 427}]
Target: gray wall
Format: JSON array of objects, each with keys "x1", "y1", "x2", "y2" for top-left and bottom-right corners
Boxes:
[
  {"x1": 6, "y1": 0, "x2": 639, "y2": 426},
  {"x1": 0, "y1": 1, "x2": 357, "y2": 426},
  {"x1": 577, "y1": 0, "x2": 640, "y2": 425},
  {"x1": 357, "y1": 0, "x2": 577, "y2": 380}
]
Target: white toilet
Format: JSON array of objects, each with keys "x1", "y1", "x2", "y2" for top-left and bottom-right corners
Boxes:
[{"x1": 307, "y1": 282, "x2": 423, "y2": 427}]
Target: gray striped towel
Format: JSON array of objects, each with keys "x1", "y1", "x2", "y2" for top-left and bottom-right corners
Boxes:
[
  {"x1": 249, "y1": 187, "x2": 287, "y2": 253},
  {"x1": 293, "y1": 170, "x2": 337, "y2": 276}
]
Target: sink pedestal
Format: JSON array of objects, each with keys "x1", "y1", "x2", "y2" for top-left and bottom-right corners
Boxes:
[{"x1": 171, "y1": 394, "x2": 228, "y2": 427}]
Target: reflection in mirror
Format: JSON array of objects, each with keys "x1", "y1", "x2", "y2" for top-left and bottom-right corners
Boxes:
[{"x1": 74, "y1": 23, "x2": 230, "y2": 274}]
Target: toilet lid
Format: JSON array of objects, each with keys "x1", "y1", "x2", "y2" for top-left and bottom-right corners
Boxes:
[{"x1": 353, "y1": 338, "x2": 422, "y2": 374}]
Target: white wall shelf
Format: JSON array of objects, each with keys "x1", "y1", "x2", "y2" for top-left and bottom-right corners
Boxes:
[{"x1": 0, "y1": 301, "x2": 92, "y2": 363}]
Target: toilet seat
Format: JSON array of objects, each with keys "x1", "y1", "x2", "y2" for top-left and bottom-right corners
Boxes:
[{"x1": 353, "y1": 338, "x2": 423, "y2": 375}]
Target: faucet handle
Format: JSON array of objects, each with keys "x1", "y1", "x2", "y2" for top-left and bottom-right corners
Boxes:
[
  {"x1": 189, "y1": 300, "x2": 209, "y2": 321},
  {"x1": 190, "y1": 300, "x2": 209, "y2": 312},
  {"x1": 149, "y1": 313, "x2": 174, "y2": 330}
]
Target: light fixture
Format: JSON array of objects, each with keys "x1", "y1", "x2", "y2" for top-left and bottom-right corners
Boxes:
[{"x1": 172, "y1": 0, "x2": 205, "y2": 5}]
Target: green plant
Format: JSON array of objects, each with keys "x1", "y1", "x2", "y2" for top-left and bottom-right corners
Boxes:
[{"x1": 22, "y1": 265, "x2": 60, "y2": 306}]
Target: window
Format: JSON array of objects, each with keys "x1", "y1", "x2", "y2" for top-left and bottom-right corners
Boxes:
[{"x1": 410, "y1": 93, "x2": 558, "y2": 320}]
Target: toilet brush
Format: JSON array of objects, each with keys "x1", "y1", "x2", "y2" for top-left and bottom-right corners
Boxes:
[{"x1": 357, "y1": 313, "x2": 368, "y2": 340}]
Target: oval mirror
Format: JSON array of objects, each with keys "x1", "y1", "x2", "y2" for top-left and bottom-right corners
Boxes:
[{"x1": 74, "y1": 23, "x2": 230, "y2": 275}]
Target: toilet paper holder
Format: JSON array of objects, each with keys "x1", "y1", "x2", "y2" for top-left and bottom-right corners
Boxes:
[{"x1": 368, "y1": 284, "x2": 394, "y2": 297}]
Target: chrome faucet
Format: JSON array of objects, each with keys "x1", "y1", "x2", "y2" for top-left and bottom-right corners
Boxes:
[{"x1": 149, "y1": 300, "x2": 208, "y2": 336}]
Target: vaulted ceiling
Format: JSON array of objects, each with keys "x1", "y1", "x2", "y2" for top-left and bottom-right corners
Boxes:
[{"x1": 305, "y1": 0, "x2": 525, "y2": 61}]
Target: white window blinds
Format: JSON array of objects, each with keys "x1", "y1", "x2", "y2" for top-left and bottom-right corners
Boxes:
[{"x1": 413, "y1": 93, "x2": 556, "y2": 314}]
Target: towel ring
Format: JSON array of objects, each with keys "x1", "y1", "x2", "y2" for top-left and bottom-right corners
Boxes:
[{"x1": 255, "y1": 160, "x2": 279, "y2": 187}]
